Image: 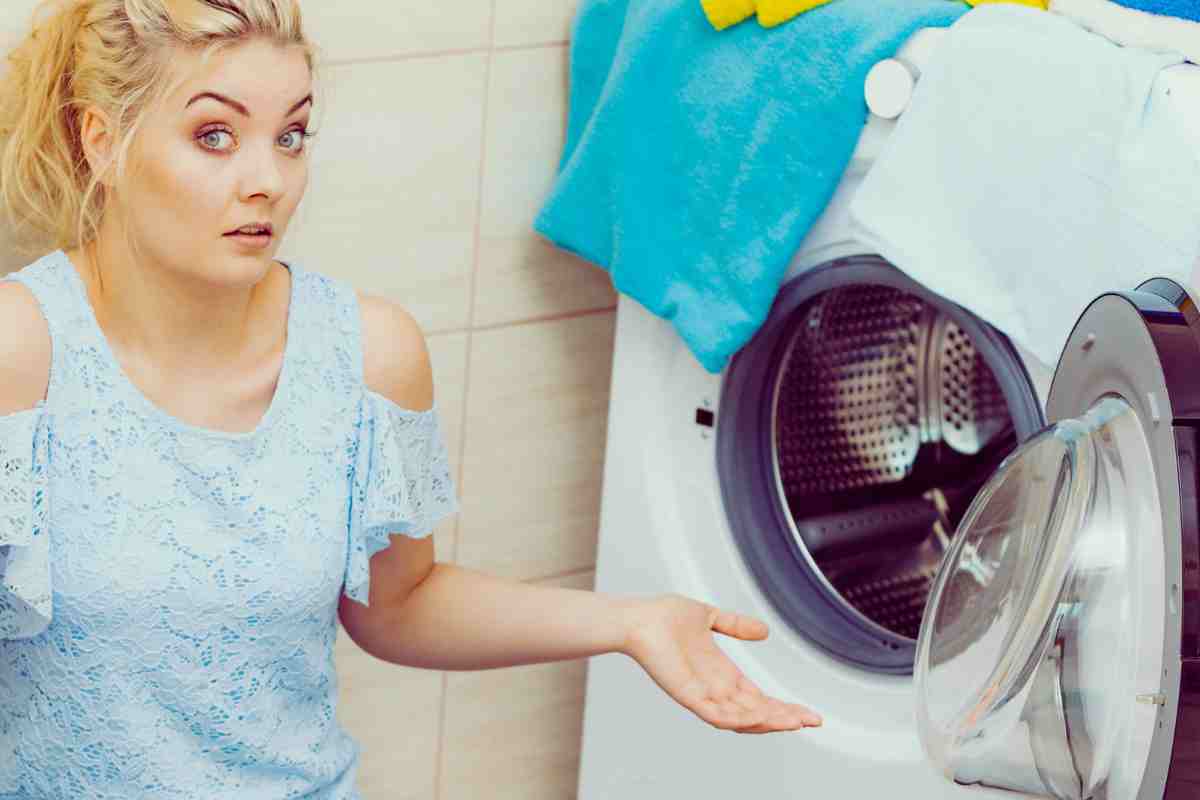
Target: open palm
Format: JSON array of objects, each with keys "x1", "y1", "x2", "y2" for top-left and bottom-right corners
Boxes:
[{"x1": 623, "y1": 594, "x2": 823, "y2": 734}]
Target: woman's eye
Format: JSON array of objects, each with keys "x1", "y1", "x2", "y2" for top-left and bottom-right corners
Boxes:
[
  {"x1": 198, "y1": 129, "x2": 235, "y2": 151},
  {"x1": 279, "y1": 129, "x2": 308, "y2": 153}
]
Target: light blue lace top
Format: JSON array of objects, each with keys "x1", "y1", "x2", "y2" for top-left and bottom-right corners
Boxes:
[{"x1": 0, "y1": 250, "x2": 459, "y2": 799}]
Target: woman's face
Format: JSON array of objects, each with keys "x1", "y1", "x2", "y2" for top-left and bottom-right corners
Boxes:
[{"x1": 114, "y1": 37, "x2": 312, "y2": 287}]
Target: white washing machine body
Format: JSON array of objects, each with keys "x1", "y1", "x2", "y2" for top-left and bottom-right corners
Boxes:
[{"x1": 577, "y1": 27, "x2": 1200, "y2": 800}]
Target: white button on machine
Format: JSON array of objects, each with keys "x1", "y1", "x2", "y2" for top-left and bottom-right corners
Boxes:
[{"x1": 865, "y1": 57, "x2": 917, "y2": 119}]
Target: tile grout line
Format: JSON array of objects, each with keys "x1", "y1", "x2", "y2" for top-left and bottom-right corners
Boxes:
[
  {"x1": 533, "y1": 565, "x2": 597, "y2": 585},
  {"x1": 457, "y1": 10, "x2": 496, "y2": 605},
  {"x1": 425, "y1": 302, "x2": 617, "y2": 341},
  {"x1": 435, "y1": 1, "x2": 499, "y2": 798},
  {"x1": 470, "y1": 304, "x2": 619, "y2": 334},
  {"x1": 493, "y1": 40, "x2": 569, "y2": 53},
  {"x1": 325, "y1": 45, "x2": 483, "y2": 65},
  {"x1": 323, "y1": 40, "x2": 564, "y2": 68}
]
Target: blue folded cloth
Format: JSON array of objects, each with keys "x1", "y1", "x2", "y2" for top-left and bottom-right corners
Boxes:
[
  {"x1": 534, "y1": 0, "x2": 967, "y2": 373},
  {"x1": 1114, "y1": 0, "x2": 1200, "y2": 21}
]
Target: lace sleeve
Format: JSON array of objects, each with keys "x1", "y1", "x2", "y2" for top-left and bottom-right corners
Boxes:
[
  {"x1": 1, "y1": 405, "x2": 52, "y2": 639},
  {"x1": 343, "y1": 391, "x2": 459, "y2": 606}
]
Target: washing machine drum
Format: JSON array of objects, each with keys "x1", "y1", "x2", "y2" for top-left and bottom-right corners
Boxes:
[
  {"x1": 718, "y1": 256, "x2": 1046, "y2": 674},
  {"x1": 914, "y1": 278, "x2": 1200, "y2": 800}
]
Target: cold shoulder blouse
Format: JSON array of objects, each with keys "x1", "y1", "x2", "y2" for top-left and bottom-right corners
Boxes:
[{"x1": 0, "y1": 250, "x2": 459, "y2": 799}]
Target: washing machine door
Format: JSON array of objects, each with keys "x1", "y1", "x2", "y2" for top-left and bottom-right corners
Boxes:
[{"x1": 913, "y1": 279, "x2": 1200, "y2": 800}]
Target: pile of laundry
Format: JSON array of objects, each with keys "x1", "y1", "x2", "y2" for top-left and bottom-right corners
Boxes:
[
  {"x1": 535, "y1": 0, "x2": 1200, "y2": 374},
  {"x1": 1053, "y1": 1, "x2": 1200, "y2": 64},
  {"x1": 703, "y1": 0, "x2": 1200, "y2": 57},
  {"x1": 534, "y1": 0, "x2": 967, "y2": 372},
  {"x1": 703, "y1": 0, "x2": 1042, "y2": 31},
  {"x1": 847, "y1": 4, "x2": 1200, "y2": 369}
]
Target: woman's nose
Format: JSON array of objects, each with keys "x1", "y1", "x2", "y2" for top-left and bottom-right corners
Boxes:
[{"x1": 238, "y1": 144, "x2": 285, "y2": 201}]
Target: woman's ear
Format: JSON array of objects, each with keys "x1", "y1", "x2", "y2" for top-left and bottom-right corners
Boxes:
[{"x1": 79, "y1": 106, "x2": 115, "y2": 188}]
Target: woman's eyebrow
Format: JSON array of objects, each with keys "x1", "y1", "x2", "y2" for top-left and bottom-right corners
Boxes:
[{"x1": 185, "y1": 91, "x2": 313, "y2": 118}]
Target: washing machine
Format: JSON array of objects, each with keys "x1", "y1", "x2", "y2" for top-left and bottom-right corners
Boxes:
[{"x1": 576, "y1": 27, "x2": 1200, "y2": 800}]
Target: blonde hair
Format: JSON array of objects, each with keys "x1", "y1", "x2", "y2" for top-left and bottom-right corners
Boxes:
[{"x1": 0, "y1": 0, "x2": 315, "y2": 254}]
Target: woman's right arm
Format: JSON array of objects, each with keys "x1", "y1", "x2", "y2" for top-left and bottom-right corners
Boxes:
[{"x1": 0, "y1": 282, "x2": 51, "y2": 414}]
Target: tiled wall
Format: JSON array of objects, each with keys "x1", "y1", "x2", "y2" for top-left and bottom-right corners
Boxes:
[{"x1": 1, "y1": 2, "x2": 613, "y2": 797}]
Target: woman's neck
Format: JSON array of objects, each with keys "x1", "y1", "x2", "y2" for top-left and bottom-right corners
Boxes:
[{"x1": 66, "y1": 225, "x2": 281, "y2": 377}]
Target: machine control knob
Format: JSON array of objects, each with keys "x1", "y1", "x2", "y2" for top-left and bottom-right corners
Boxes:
[{"x1": 865, "y1": 58, "x2": 917, "y2": 120}]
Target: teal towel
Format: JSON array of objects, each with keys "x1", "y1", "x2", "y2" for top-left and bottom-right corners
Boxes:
[{"x1": 535, "y1": 0, "x2": 968, "y2": 372}]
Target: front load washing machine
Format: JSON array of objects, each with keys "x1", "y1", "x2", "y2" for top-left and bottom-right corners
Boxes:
[{"x1": 576, "y1": 27, "x2": 1200, "y2": 800}]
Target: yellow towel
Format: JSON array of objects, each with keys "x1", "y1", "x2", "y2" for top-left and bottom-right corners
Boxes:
[
  {"x1": 702, "y1": 0, "x2": 1047, "y2": 31},
  {"x1": 701, "y1": 0, "x2": 833, "y2": 30},
  {"x1": 966, "y1": 0, "x2": 1047, "y2": 7}
]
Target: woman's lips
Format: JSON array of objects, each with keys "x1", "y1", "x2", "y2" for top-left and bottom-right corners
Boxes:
[{"x1": 224, "y1": 231, "x2": 273, "y2": 249}]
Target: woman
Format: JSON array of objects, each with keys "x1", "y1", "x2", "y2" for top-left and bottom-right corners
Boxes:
[{"x1": 0, "y1": 1, "x2": 822, "y2": 796}]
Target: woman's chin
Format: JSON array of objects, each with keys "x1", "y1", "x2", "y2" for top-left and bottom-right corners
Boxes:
[{"x1": 194, "y1": 252, "x2": 280, "y2": 290}]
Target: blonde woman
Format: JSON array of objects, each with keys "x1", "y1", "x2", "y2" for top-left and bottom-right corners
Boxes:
[{"x1": 0, "y1": 1, "x2": 821, "y2": 796}]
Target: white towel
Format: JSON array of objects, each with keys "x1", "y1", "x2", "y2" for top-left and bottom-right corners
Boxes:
[
  {"x1": 1052, "y1": 0, "x2": 1200, "y2": 64},
  {"x1": 849, "y1": 5, "x2": 1196, "y2": 369}
]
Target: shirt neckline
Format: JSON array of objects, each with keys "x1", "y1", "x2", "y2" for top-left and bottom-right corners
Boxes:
[{"x1": 55, "y1": 249, "x2": 300, "y2": 441}]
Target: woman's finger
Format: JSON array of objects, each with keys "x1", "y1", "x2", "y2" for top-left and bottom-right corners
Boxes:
[
  {"x1": 736, "y1": 699, "x2": 823, "y2": 734},
  {"x1": 698, "y1": 698, "x2": 770, "y2": 731},
  {"x1": 710, "y1": 607, "x2": 769, "y2": 641}
]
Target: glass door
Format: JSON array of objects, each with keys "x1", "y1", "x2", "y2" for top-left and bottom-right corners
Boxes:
[{"x1": 915, "y1": 396, "x2": 1167, "y2": 800}]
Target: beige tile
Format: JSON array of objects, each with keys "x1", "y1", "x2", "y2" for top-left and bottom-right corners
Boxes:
[
  {"x1": 336, "y1": 627, "x2": 443, "y2": 800},
  {"x1": 493, "y1": 0, "x2": 579, "y2": 47},
  {"x1": 0, "y1": 1, "x2": 39, "y2": 53},
  {"x1": 427, "y1": 332, "x2": 468, "y2": 564},
  {"x1": 432, "y1": 518, "x2": 459, "y2": 567},
  {"x1": 303, "y1": 0, "x2": 492, "y2": 62},
  {"x1": 440, "y1": 571, "x2": 595, "y2": 800},
  {"x1": 280, "y1": 55, "x2": 487, "y2": 334},
  {"x1": 474, "y1": 47, "x2": 616, "y2": 328},
  {"x1": 0, "y1": 3, "x2": 67, "y2": 275},
  {"x1": 458, "y1": 313, "x2": 614, "y2": 579}
]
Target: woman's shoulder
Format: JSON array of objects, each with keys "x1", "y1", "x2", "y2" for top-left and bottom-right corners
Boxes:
[
  {"x1": 0, "y1": 279, "x2": 50, "y2": 415},
  {"x1": 287, "y1": 263, "x2": 432, "y2": 411},
  {"x1": 358, "y1": 291, "x2": 433, "y2": 412}
]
